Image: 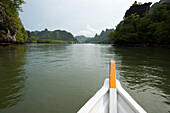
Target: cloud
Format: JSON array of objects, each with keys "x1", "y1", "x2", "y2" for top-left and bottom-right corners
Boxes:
[
  {"x1": 77, "y1": 24, "x2": 101, "y2": 37},
  {"x1": 20, "y1": 0, "x2": 160, "y2": 35}
]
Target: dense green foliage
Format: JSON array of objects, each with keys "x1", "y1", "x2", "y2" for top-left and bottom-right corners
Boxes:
[
  {"x1": 37, "y1": 39, "x2": 74, "y2": 44},
  {"x1": 109, "y1": 2, "x2": 170, "y2": 47},
  {"x1": 31, "y1": 29, "x2": 78, "y2": 43},
  {"x1": 84, "y1": 29, "x2": 114, "y2": 43},
  {"x1": 0, "y1": 0, "x2": 28, "y2": 43},
  {"x1": 149, "y1": 0, "x2": 170, "y2": 13}
]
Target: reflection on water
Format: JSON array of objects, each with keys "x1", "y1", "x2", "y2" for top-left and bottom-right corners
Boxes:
[
  {"x1": 0, "y1": 45, "x2": 27, "y2": 110},
  {"x1": 0, "y1": 44, "x2": 169, "y2": 113},
  {"x1": 108, "y1": 47, "x2": 170, "y2": 113}
]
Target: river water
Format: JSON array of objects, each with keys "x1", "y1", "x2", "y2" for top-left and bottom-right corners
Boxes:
[{"x1": 0, "y1": 44, "x2": 169, "y2": 113}]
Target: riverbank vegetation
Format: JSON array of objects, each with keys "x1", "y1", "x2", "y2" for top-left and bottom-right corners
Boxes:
[
  {"x1": 109, "y1": 1, "x2": 170, "y2": 48},
  {"x1": 0, "y1": 0, "x2": 28, "y2": 44},
  {"x1": 37, "y1": 39, "x2": 74, "y2": 44}
]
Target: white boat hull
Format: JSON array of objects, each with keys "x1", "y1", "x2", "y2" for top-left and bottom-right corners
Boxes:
[{"x1": 78, "y1": 79, "x2": 146, "y2": 113}]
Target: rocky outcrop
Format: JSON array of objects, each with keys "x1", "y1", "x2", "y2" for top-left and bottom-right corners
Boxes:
[
  {"x1": 6, "y1": 29, "x2": 17, "y2": 42},
  {"x1": 0, "y1": 2, "x2": 17, "y2": 43},
  {"x1": 0, "y1": 0, "x2": 28, "y2": 44},
  {"x1": 124, "y1": 1, "x2": 152, "y2": 18}
]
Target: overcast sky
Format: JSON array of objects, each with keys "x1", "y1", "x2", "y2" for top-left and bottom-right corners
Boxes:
[{"x1": 19, "y1": 0, "x2": 160, "y2": 37}]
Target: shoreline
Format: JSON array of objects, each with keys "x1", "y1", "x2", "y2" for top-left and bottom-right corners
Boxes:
[
  {"x1": 112, "y1": 44, "x2": 170, "y2": 49},
  {"x1": 1, "y1": 42, "x2": 170, "y2": 49},
  {"x1": 0, "y1": 42, "x2": 26, "y2": 47}
]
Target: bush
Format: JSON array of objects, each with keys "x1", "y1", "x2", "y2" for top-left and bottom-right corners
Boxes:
[{"x1": 37, "y1": 39, "x2": 74, "y2": 44}]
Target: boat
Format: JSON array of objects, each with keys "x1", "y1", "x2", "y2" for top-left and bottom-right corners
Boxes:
[{"x1": 78, "y1": 60, "x2": 147, "y2": 113}]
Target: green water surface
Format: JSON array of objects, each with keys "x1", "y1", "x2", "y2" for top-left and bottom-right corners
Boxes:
[{"x1": 0, "y1": 44, "x2": 169, "y2": 113}]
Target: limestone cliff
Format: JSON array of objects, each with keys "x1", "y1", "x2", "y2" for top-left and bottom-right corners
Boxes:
[
  {"x1": 124, "y1": 1, "x2": 152, "y2": 18},
  {"x1": 0, "y1": 1, "x2": 28, "y2": 44}
]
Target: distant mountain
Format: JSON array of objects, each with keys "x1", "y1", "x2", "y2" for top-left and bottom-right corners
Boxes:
[
  {"x1": 75, "y1": 35, "x2": 90, "y2": 43},
  {"x1": 149, "y1": 0, "x2": 170, "y2": 13},
  {"x1": 31, "y1": 29, "x2": 78, "y2": 43},
  {"x1": 84, "y1": 29, "x2": 114, "y2": 44}
]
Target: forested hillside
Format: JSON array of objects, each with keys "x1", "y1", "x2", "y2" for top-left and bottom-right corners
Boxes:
[
  {"x1": 31, "y1": 29, "x2": 78, "y2": 43},
  {"x1": 109, "y1": 1, "x2": 170, "y2": 47},
  {"x1": 0, "y1": 0, "x2": 28, "y2": 44},
  {"x1": 75, "y1": 35, "x2": 89, "y2": 43}
]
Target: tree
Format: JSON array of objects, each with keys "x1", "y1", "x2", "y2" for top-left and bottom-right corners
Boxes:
[
  {"x1": 0, "y1": 0, "x2": 28, "y2": 43},
  {"x1": 109, "y1": 2, "x2": 170, "y2": 47}
]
